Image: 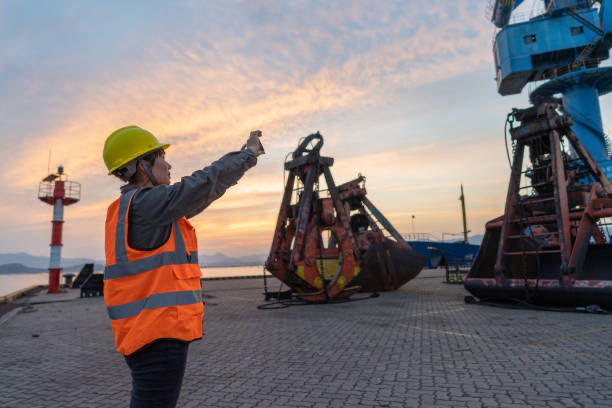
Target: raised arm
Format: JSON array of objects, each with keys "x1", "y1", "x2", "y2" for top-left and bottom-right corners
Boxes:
[{"x1": 129, "y1": 149, "x2": 257, "y2": 225}]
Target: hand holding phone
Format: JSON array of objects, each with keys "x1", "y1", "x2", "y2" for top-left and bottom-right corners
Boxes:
[{"x1": 245, "y1": 130, "x2": 265, "y2": 156}]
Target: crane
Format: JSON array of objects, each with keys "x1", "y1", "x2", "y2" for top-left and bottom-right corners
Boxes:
[{"x1": 465, "y1": 0, "x2": 612, "y2": 308}]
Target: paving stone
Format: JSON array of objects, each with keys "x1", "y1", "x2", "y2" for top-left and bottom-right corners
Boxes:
[{"x1": 0, "y1": 270, "x2": 611, "y2": 407}]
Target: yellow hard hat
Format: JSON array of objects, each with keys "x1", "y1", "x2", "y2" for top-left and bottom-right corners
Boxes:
[{"x1": 103, "y1": 126, "x2": 169, "y2": 175}]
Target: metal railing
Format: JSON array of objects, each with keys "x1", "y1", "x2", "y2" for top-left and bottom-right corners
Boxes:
[
  {"x1": 540, "y1": 57, "x2": 602, "y2": 81},
  {"x1": 64, "y1": 181, "x2": 81, "y2": 201},
  {"x1": 403, "y1": 233, "x2": 441, "y2": 242},
  {"x1": 38, "y1": 180, "x2": 81, "y2": 202}
]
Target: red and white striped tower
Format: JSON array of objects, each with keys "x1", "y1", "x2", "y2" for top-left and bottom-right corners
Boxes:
[{"x1": 38, "y1": 166, "x2": 81, "y2": 294}]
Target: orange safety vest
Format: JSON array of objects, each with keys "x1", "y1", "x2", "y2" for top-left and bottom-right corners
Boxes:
[{"x1": 104, "y1": 189, "x2": 204, "y2": 356}]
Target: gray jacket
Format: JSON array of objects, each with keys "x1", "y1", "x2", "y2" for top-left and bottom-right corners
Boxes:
[{"x1": 119, "y1": 149, "x2": 257, "y2": 251}]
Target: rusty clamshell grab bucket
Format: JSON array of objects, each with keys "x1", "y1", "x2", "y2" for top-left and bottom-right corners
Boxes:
[{"x1": 264, "y1": 132, "x2": 426, "y2": 302}]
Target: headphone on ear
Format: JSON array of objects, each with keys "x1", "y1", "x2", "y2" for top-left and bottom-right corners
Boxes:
[
  {"x1": 114, "y1": 158, "x2": 158, "y2": 186},
  {"x1": 114, "y1": 160, "x2": 137, "y2": 182}
]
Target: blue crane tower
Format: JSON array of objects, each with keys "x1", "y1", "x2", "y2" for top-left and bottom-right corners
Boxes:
[
  {"x1": 464, "y1": 0, "x2": 612, "y2": 309},
  {"x1": 493, "y1": 0, "x2": 612, "y2": 174}
]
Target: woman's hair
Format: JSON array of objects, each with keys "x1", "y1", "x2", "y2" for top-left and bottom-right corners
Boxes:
[{"x1": 113, "y1": 149, "x2": 163, "y2": 184}]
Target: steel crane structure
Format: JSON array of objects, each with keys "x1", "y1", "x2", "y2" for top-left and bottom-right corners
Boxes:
[{"x1": 465, "y1": 0, "x2": 612, "y2": 307}]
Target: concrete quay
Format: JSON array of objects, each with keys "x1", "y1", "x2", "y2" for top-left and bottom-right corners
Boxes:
[{"x1": 1, "y1": 269, "x2": 611, "y2": 408}]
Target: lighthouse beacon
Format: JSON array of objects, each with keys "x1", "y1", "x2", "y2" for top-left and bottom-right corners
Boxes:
[{"x1": 38, "y1": 166, "x2": 81, "y2": 294}]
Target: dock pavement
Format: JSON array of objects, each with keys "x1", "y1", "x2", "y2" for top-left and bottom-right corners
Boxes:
[{"x1": 1, "y1": 269, "x2": 611, "y2": 408}]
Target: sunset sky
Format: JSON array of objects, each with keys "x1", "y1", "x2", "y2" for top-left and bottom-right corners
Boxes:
[{"x1": 3, "y1": 0, "x2": 612, "y2": 261}]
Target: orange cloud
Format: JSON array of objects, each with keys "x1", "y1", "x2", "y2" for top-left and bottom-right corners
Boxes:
[{"x1": 2, "y1": 0, "x2": 503, "y2": 258}]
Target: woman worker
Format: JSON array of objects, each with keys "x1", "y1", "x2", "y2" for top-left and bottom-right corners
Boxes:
[{"x1": 102, "y1": 126, "x2": 264, "y2": 407}]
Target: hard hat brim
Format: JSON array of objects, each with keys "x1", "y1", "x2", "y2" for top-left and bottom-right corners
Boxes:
[{"x1": 107, "y1": 143, "x2": 170, "y2": 175}]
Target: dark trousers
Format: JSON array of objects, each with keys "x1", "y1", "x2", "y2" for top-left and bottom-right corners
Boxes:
[{"x1": 124, "y1": 339, "x2": 190, "y2": 408}]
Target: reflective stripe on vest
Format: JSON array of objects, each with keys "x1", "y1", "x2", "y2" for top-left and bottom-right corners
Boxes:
[
  {"x1": 104, "y1": 251, "x2": 199, "y2": 280},
  {"x1": 107, "y1": 289, "x2": 202, "y2": 320}
]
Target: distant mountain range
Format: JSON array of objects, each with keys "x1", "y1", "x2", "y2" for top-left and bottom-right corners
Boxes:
[
  {"x1": 468, "y1": 234, "x2": 484, "y2": 246},
  {"x1": 0, "y1": 253, "x2": 101, "y2": 270},
  {"x1": 0, "y1": 252, "x2": 267, "y2": 274},
  {"x1": 0, "y1": 263, "x2": 47, "y2": 274},
  {"x1": 0, "y1": 262, "x2": 93, "y2": 274},
  {"x1": 0, "y1": 253, "x2": 102, "y2": 274}
]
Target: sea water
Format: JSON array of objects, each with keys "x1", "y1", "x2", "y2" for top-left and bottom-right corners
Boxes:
[{"x1": 0, "y1": 265, "x2": 265, "y2": 297}]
